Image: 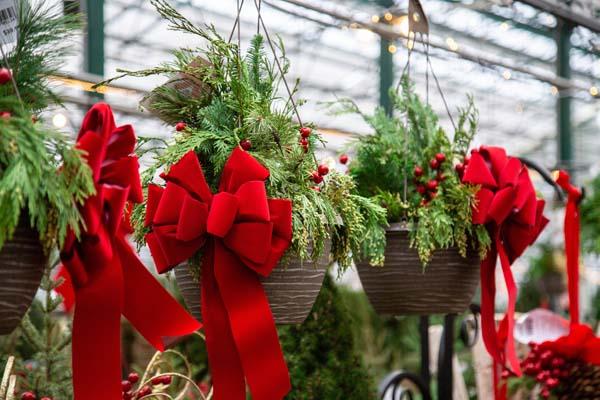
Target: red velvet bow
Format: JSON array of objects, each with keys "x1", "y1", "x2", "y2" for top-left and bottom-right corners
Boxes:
[
  {"x1": 539, "y1": 323, "x2": 600, "y2": 366},
  {"x1": 57, "y1": 103, "x2": 201, "y2": 400},
  {"x1": 145, "y1": 148, "x2": 293, "y2": 400},
  {"x1": 462, "y1": 146, "x2": 548, "y2": 386}
]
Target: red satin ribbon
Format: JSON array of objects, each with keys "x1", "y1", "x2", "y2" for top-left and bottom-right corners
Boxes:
[
  {"x1": 145, "y1": 148, "x2": 293, "y2": 400},
  {"x1": 554, "y1": 170, "x2": 582, "y2": 325},
  {"x1": 462, "y1": 147, "x2": 548, "y2": 382},
  {"x1": 56, "y1": 103, "x2": 201, "y2": 400}
]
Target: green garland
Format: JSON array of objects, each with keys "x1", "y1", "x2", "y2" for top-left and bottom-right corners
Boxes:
[
  {"x1": 0, "y1": 1, "x2": 93, "y2": 251},
  {"x1": 101, "y1": 0, "x2": 386, "y2": 270},
  {"x1": 333, "y1": 77, "x2": 490, "y2": 265}
]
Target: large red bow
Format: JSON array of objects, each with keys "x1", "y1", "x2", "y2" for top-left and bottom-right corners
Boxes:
[
  {"x1": 462, "y1": 146, "x2": 548, "y2": 391},
  {"x1": 145, "y1": 148, "x2": 293, "y2": 400},
  {"x1": 57, "y1": 103, "x2": 201, "y2": 400}
]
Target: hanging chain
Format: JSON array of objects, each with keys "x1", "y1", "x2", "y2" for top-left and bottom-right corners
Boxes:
[
  {"x1": 227, "y1": 0, "x2": 245, "y2": 44},
  {"x1": 256, "y1": 0, "x2": 261, "y2": 35},
  {"x1": 427, "y1": 55, "x2": 456, "y2": 132}
]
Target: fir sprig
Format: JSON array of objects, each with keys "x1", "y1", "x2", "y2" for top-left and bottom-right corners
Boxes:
[
  {"x1": 101, "y1": 0, "x2": 386, "y2": 269},
  {"x1": 0, "y1": 1, "x2": 94, "y2": 251},
  {"x1": 335, "y1": 76, "x2": 490, "y2": 265}
]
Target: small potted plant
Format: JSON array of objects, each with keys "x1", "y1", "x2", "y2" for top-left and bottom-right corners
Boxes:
[
  {"x1": 334, "y1": 77, "x2": 491, "y2": 316},
  {"x1": 0, "y1": 2, "x2": 93, "y2": 334}
]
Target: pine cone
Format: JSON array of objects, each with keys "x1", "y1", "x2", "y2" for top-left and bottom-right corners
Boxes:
[{"x1": 556, "y1": 362, "x2": 600, "y2": 400}]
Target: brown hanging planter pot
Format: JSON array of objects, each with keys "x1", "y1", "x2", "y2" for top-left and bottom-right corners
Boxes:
[
  {"x1": 356, "y1": 223, "x2": 479, "y2": 316},
  {"x1": 175, "y1": 241, "x2": 331, "y2": 325},
  {"x1": 0, "y1": 214, "x2": 47, "y2": 335}
]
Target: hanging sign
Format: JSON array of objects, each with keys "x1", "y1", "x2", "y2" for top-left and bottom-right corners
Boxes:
[{"x1": 0, "y1": 0, "x2": 17, "y2": 45}]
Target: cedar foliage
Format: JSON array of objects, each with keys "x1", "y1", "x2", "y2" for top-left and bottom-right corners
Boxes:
[
  {"x1": 100, "y1": 0, "x2": 386, "y2": 269},
  {"x1": 332, "y1": 77, "x2": 490, "y2": 264},
  {"x1": 0, "y1": 0, "x2": 94, "y2": 250}
]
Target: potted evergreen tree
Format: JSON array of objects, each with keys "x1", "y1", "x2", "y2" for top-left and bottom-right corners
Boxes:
[
  {"x1": 335, "y1": 78, "x2": 490, "y2": 315},
  {"x1": 0, "y1": 1, "x2": 93, "y2": 334}
]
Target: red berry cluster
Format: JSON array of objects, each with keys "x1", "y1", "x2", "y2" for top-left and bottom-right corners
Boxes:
[
  {"x1": 518, "y1": 343, "x2": 572, "y2": 399},
  {"x1": 339, "y1": 154, "x2": 348, "y2": 165},
  {"x1": 20, "y1": 393, "x2": 51, "y2": 400},
  {"x1": 310, "y1": 163, "x2": 329, "y2": 190},
  {"x1": 299, "y1": 126, "x2": 311, "y2": 153},
  {"x1": 414, "y1": 153, "x2": 446, "y2": 206},
  {"x1": 121, "y1": 371, "x2": 172, "y2": 399}
]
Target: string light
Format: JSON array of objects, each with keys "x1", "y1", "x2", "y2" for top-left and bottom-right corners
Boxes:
[
  {"x1": 500, "y1": 22, "x2": 510, "y2": 31},
  {"x1": 446, "y1": 37, "x2": 458, "y2": 51},
  {"x1": 502, "y1": 70, "x2": 511, "y2": 80},
  {"x1": 590, "y1": 86, "x2": 599, "y2": 97},
  {"x1": 388, "y1": 43, "x2": 397, "y2": 53},
  {"x1": 371, "y1": 15, "x2": 380, "y2": 23},
  {"x1": 384, "y1": 12, "x2": 393, "y2": 22},
  {"x1": 551, "y1": 86, "x2": 559, "y2": 96},
  {"x1": 52, "y1": 113, "x2": 67, "y2": 128}
]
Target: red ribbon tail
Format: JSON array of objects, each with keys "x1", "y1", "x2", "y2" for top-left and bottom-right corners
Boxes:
[
  {"x1": 213, "y1": 241, "x2": 291, "y2": 400},
  {"x1": 202, "y1": 243, "x2": 247, "y2": 400},
  {"x1": 117, "y1": 237, "x2": 202, "y2": 350},
  {"x1": 480, "y1": 248, "x2": 501, "y2": 364},
  {"x1": 565, "y1": 201, "x2": 580, "y2": 325},
  {"x1": 497, "y1": 241, "x2": 521, "y2": 375},
  {"x1": 71, "y1": 250, "x2": 123, "y2": 400}
]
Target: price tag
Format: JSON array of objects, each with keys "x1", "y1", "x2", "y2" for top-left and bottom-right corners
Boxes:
[{"x1": 0, "y1": 0, "x2": 17, "y2": 45}]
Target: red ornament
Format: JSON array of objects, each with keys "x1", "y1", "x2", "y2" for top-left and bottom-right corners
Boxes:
[
  {"x1": 0, "y1": 68, "x2": 12, "y2": 85},
  {"x1": 21, "y1": 393, "x2": 36, "y2": 400},
  {"x1": 416, "y1": 185, "x2": 426, "y2": 195},
  {"x1": 300, "y1": 126, "x2": 312, "y2": 138},
  {"x1": 426, "y1": 179, "x2": 438, "y2": 191},
  {"x1": 175, "y1": 121, "x2": 187, "y2": 132},
  {"x1": 454, "y1": 163, "x2": 464, "y2": 174},
  {"x1": 318, "y1": 164, "x2": 329, "y2": 176},
  {"x1": 128, "y1": 372, "x2": 140, "y2": 384},
  {"x1": 311, "y1": 171, "x2": 323, "y2": 184},
  {"x1": 122, "y1": 380, "x2": 133, "y2": 392},
  {"x1": 339, "y1": 154, "x2": 349, "y2": 164},
  {"x1": 429, "y1": 159, "x2": 439, "y2": 169},
  {"x1": 240, "y1": 139, "x2": 252, "y2": 151},
  {"x1": 435, "y1": 153, "x2": 446, "y2": 163},
  {"x1": 413, "y1": 166, "x2": 424, "y2": 177}
]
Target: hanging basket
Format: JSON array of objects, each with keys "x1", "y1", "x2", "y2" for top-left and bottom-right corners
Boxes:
[
  {"x1": 0, "y1": 214, "x2": 47, "y2": 335},
  {"x1": 356, "y1": 223, "x2": 479, "y2": 316},
  {"x1": 175, "y1": 241, "x2": 331, "y2": 325}
]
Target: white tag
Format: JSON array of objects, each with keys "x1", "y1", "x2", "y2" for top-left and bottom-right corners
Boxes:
[{"x1": 0, "y1": 0, "x2": 17, "y2": 45}]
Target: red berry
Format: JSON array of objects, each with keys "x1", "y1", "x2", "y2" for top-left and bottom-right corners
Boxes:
[
  {"x1": 175, "y1": 121, "x2": 187, "y2": 132},
  {"x1": 40, "y1": 398, "x2": 52, "y2": 400},
  {"x1": 151, "y1": 376, "x2": 163, "y2": 386},
  {"x1": 540, "y1": 350, "x2": 553, "y2": 365},
  {"x1": 318, "y1": 164, "x2": 329, "y2": 176},
  {"x1": 545, "y1": 377, "x2": 559, "y2": 388},
  {"x1": 1, "y1": 111, "x2": 11, "y2": 120},
  {"x1": 311, "y1": 171, "x2": 323, "y2": 184},
  {"x1": 339, "y1": 154, "x2": 349, "y2": 164},
  {"x1": 455, "y1": 163, "x2": 464, "y2": 174},
  {"x1": 420, "y1": 199, "x2": 429, "y2": 207},
  {"x1": 137, "y1": 386, "x2": 151, "y2": 398},
  {"x1": 300, "y1": 137, "x2": 309, "y2": 146},
  {"x1": 426, "y1": 179, "x2": 438, "y2": 191},
  {"x1": 122, "y1": 380, "x2": 133, "y2": 392},
  {"x1": 536, "y1": 371, "x2": 549, "y2": 382},
  {"x1": 0, "y1": 68, "x2": 12, "y2": 85},
  {"x1": 540, "y1": 388, "x2": 550, "y2": 399},
  {"x1": 428, "y1": 191, "x2": 437, "y2": 200},
  {"x1": 302, "y1": 144, "x2": 308, "y2": 153},
  {"x1": 240, "y1": 139, "x2": 252, "y2": 150},
  {"x1": 416, "y1": 185, "x2": 426, "y2": 195},
  {"x1": 414, "y1": 166, "x2": 424, "y2": 177},
  {"x1": 429, "y1": 159, "x2": 439, "y2": 169},
  {"x1": 300, "y1": 127, "x2": 312, "y2": 138},
  {"x1": 161, "y1": 375, "x2": 172, "y2": 385},
  {"x1": 551, "y1": 357, "x2": 565, "y2": 368},
  {"x1": 311, "y1": 186, "x2": 321, "y2": 192},
  {"x1": 436, "y1": 172, "x2": 446, "y2": 181},
  {"x1": 127, "y1": 372, "x2": 140, "y2": 384},
  {"x1": 21, "y1": 393, "x2": 36, "y2": 400},
  {"x1": 123, "y1": 392, "x2": 133, "y2": 400},
  {"x1": 435, "y1": 153, "x2": 446, "y2": 163}
]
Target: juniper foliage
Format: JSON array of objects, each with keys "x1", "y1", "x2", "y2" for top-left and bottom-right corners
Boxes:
[
  {"x1": 332, "y1": 77, "x2": 490, "y2": 265},
  {"x1": 103, "y1": 0, "x2": 386, "y2": 269},
  {"x1": 0, "y1": 1, "x2": 94, "y2": 250}
]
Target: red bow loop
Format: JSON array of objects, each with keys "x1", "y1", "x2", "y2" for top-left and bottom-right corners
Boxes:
[
  {"x1": 145, "y1": 148, "x2": 293, "y2": 400},
  {"x1": 57, "y1": 103, "x2": 201, "y2": 400},
  {"x1": 462, "y1": 146, "x2": 548, "y2": 388}
]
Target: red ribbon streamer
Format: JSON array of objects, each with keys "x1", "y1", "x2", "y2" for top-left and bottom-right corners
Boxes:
[
  {"x1": 462, "y1": 147, "x2": 548, "y2": 381},
  {"x1": 56, "y1": 103, "x2": 201, "y2": 400},
  {"x1": 145, "y1": 148, "x2": 293, "y2": 400},
  {"x1": 554, "y1": 170, "x2": 582, "y2": 325}
]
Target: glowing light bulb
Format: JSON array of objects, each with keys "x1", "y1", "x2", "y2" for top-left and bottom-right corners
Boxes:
[
  {"x1": 52, "y1": 113, "x2": 67, "y2": 128},
  {"x1": 590, "y1": 86, "x2": 598, "y2": 97},
  {"x1": 388, "y1": 44, "x2": 397, "y2": 53},
  {"x1": 551, "y1": 86, "x2": 558, "y2": 96},
  {"x1": 446, "y1": 37, "x2": 458, "y2": 51},
  {"x1": 384, "y1": 12, "x2": 393, "y2": 22},
  {"x1": 500, "y1": 22, "x2": 510, "y2": 31},
  {"x1": 502, "y1": 70, "x2": 511, "y2": 80},
  {"x1": 371, "y1": 15, "x2": 380, "y2": 23}
]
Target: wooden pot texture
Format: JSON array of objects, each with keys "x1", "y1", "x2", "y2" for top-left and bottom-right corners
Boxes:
[
  {"x1": 0, "y1": 215, "x2": 47, "y2": 334},
  {"x1": 175, "y1": 242, "x2": 331, "y2": 325},
  {"x1": 356, "y1": 223, "x2": 480, "y2": 316}
]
